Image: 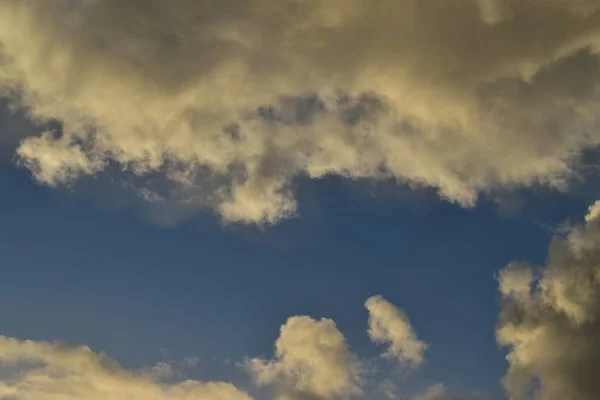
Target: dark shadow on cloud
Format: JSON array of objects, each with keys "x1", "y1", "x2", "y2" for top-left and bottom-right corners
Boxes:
[
  {"x1": 255, "y1": 94, "x2": 327, "y2": 126},
  {"x1": 250, "y1": 92, "x2": 385, "y2": 128}
]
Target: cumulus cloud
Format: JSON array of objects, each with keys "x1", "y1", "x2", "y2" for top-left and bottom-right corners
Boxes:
[
  {"x1": 366, "y1": 295, "x2": 428, "y2": 366},
  {"x1": 0, "y1": 335, "x2": 252, "y2": 400},
  {"x1": 0, "y1": 303, "x2": 479, "y2": 400},
  {"x1": 497, "y1": 201, "x2": 600, "y2": 399},
  {"x1": 2, "y1": 1, "x2": 600, "y2": 223},
  {"x1": 247, "y1": 316, "x2": 362, "y2": 400}
]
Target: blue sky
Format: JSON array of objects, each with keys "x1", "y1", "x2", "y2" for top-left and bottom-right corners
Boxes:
[
  {"x1": 1, "y1": 157, "x2": 590, "y2": 399},
  {"x1": 2, "y1": 2, "x2": 600, "y2": 400}
]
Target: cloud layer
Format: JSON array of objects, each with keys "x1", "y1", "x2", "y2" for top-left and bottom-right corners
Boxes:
[
  {"x1": 497, "y1": 201, "x2": 600, "y2": 400},
  {"x1": 3, "y1": 1, "x2": 600, "y2": 223}
]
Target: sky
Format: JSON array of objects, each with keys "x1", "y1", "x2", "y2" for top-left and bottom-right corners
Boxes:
[{"x1": 1, "y1": 1, "x2": 600, "y2": 400}]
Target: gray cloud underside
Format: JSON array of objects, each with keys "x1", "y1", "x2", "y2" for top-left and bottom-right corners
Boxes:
[{"x1": 2, "y1": 0, "x2": 600, "y2": 223}]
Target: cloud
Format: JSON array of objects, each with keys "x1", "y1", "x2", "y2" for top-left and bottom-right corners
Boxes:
[
  {"x1": 2, "y1": 1, "x2": 600, "y2": 223},
  {"x1": 497, "y1": 202, "x2": 600, "y2": 399},
  {"x1": 0, "y1": 336, "x2": 253, "y2": 400},
  {"x1": 0, "y1": 303, "x2": 479, "y2": 400},
  {"x1": 365, "y1": 295, "x2": 428, "y2": 366},
  {"x1": 412, "y1": 383, "x2": 485, "y2": 400},
  {"x1": 370, "y1": 379, "x2": 400, "y2": 400},
  {"x1": 0, "y1": 100, "x2": 46, "y2": 163},
  {"x1": 413, "y1": 384, "x2": 449, "y2": 400},
  {"x1": 143, "y1": 356, "x2": 202, "y2": 382},
  {"x1": 247, "y1": 316, "x2": 362, "y2": 400}
]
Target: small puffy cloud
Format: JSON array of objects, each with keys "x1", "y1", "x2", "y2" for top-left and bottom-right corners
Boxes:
[
  {"x1": 498, "y1": 262, "x2": 535, "y2": 301},
  {"x1": 365, "y1": 295, "x2": 428, "y2": 366},
  {"x1": 370, "y1": 379, "x2": 400, "y2": 400},
  {"x1": 247, "y1": 316, "x2": 362, "y2": 400},
  {"x1": 143, "y1": 356, "x2": 202, "y2": 382},
  {"x1": 0, "y1": 336, "x2": 253, "y2": 400},
  {"x1": 412, "y1": 384, "x2": 485, "y2": 400},
  {"x1": 414, "y1": 384, "x2": 448, "y2": 400},
  {"x1": 3, "y1": 1, "x2": 600, "y2": 224},
  {"x1": 497, "y1": 201, "x2": 600, "y2": 399},
  {"x1": 584, "y1": 200, "x2": 600, "y2": 223},
  {"x1": 148, "y1": 361, "x2": 177, "y2": 380}
]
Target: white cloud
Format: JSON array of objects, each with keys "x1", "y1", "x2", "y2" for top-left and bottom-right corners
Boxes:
[
  {"x1": 0, "y1": 336, "x2": 253, "y2": 400},
  {"x1": 584, "y1": 200, "x2": 600, "y2": 223},
  {"x1": 0, "y1": 302, "x2": 485, "y2": 400},
  {"x1": 411, "y1": 383, "x2": 484, "y2": 400},
  {"x1": 370, "y1": 379, "x2": 400, "y2": 400},
  {"x1": 247, "y1": 316, "x2": 362, "y2": 400},
  {"x1": 365, "y1": 295, "x2": 428, "y2": 366},
  {"x1": 497, "y1": 201, "x2": 600, "y2": 399},
  {"x1": 148, "y1": 361, "x2": 177, "y2": 380},
  {"x1": 2, "y1": 1, "x2": 600, "y2": 223},
  {"x1": 498, "y1": 262, "x2": 535, "y2": 301},
  {"x1": 413, "y1": 383, "x2": 448, "y2": 400}
]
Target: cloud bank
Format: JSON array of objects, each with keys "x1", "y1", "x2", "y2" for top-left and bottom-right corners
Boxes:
[
  {"x1": 497, "y1": 201, "x2": 600, "y2": 400},
  {"x1": 0, "y1": 336, "x2": 252, "y2": 400},
  {"x1": 3, "y1": 1, "x2": 600, "y2": 223}
]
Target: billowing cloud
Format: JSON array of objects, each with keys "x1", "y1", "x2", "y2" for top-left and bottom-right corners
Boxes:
[
  {"x1": 2, "y1": 1, "x2": 600, "y2": 223},
  {"x1": 247, "y1": 316, "x2": 362, "y2": 400},
  {"x1": 497, "y1": 201, "x2": 600, "y2": 399},
  {"x1": 365, "y1": 295, "x2": 428, "y2": 366},
  {"x1": 0, "y1": 336, "x2": 253, "y2": 400}
]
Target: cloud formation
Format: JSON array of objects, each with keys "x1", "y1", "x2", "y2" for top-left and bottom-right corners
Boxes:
[
  {"x1": 497, "y1": 201, "x2": 600, "y2": 400},
  {"x1": 412, "y1": 384, "x2": 484, "y2": 400},
  {"x1": 0, "y1": 336, "x2": 253, "y2": 400},
  {"x1": 366, "y1": 295, "x2": 428, "y2": 366},
  {"x1": 0, "y1": 302, "x2": 443, "y2": 400},
  {"x1": 2, "y1": 1, "x2": 600, "y2": 223},
  {"x1": 247, "y1": 316, "x2": 362, "y2": 400}
]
